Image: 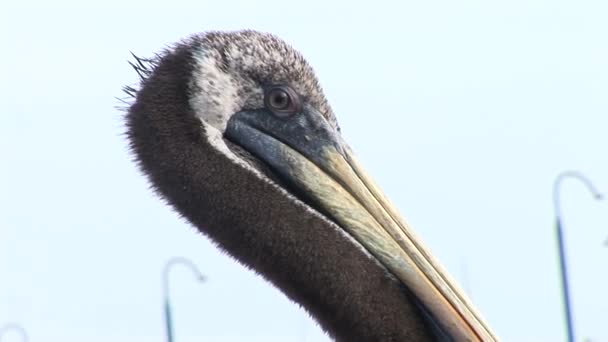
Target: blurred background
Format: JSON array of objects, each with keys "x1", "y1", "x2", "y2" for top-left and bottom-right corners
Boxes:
[{"x1": 1, "y1": 0, "x2": 607, "y2": 341}]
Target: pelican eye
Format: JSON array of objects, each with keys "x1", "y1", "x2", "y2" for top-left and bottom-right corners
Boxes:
[{"x1": 264, "y1": 85, "x2": 302, "y2": 117}]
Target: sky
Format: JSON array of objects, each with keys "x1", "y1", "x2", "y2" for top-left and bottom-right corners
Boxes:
[{"x1": 1, "y1": 0, "x2": 607, "y2": 341}]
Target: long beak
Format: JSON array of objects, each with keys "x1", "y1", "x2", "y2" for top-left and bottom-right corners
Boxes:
[{"x1": 225, "y1": 107, "x2": 497, "y2": 341}]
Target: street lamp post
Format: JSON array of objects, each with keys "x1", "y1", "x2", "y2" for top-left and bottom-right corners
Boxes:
[
  {"x1": 553, "y1": 171, "x2": 603, "y2": 342},
  {"x1": 0, "y1": 324, "x2": 28, "y2": 342},
  {"x1": 162, "y1": 257, "x2": 206, "y2": 342}
]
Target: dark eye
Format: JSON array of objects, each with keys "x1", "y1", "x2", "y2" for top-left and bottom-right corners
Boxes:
[{"x1": 264, "y1": 85, "x2": 302, "y2": 117}]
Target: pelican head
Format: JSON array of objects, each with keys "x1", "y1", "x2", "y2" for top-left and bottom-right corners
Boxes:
[{"x1": 125, "y1": 30, "x2": 495, "y2": 341}]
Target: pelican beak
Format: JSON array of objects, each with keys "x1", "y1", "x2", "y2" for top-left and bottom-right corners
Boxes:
[{"x1": 225, "y1": 106, "x2": 497, "y2": 341}]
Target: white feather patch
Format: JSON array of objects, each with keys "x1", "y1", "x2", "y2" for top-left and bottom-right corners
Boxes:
[{"x1": 190, "y1": 47, "x2": 240, "y2": 132}]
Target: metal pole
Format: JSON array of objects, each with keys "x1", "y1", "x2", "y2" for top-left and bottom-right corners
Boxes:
[
  {"x1": 162, "y1": 257, "x2": 206, "y2": 342},
  {"x1": 0, "y1": 324, "x2": 28, "y2": 342},
  {"x1": 553, "y1": 171, "x2": 603, "y2": 342},
  {"x1": 555, "y1": 217, "x2": 575, "y2": 342}
]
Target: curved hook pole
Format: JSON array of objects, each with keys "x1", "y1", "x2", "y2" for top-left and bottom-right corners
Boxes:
[
  {"x1": 0, "y1": 323, "x2": 28, "y2": 342},
  {"x1": 553, "y1": 171, "x2": 603, "y2": 221},
  {"x1": 552, "y1": 171, "x2": 603, "y2": 342},
  {"x1": 162, "y1": 257, "x2": 206, "y2": 300},
  {"x1": 162, "y1": 257, "x2": 206, "y2": 342}
]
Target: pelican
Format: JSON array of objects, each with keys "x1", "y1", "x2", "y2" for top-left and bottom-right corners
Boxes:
[{"x1": 125, "y1": 30, "x2": 496, "y2": 341}]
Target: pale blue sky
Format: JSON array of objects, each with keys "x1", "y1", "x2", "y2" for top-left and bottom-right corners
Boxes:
[{"x1": 1, "y1": 0, "x2": 607, "y2": 341}]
